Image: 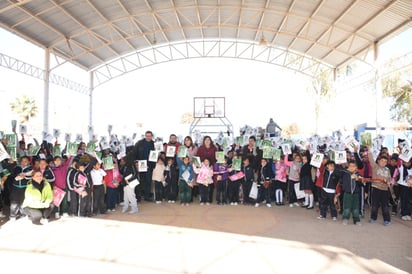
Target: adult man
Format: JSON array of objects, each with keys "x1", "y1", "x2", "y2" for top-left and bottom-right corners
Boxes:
[
  {"x1": 164, "y1": 134, "x2": 181, "y2": 158},
  {"x1": 132, "y1": 131, "x2": 155, "y2": 201},
  {"x1": 266, "y1": 118, "x2": 282, "y2": 137}
]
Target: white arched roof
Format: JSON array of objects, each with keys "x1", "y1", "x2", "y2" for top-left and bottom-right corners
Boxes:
[{"x1": 0, "y1": 0, "x2": 411, "y2": 74}]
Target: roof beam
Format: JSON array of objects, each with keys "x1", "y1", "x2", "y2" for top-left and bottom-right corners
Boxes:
[
  {"x1": 49, "y1": 0, "x2": 119, "y2": 63},
  {"x1": 87, "y1": 1, "x2": 130, "y2": 56},
  {"x1": 270, "y1": 0, "x2": 296, "y2": 45},
  {"x1": 116, "y1": 0, "x2": 153, "y2": 47},
  {"x1": 236, "y1": 0, "x2": 245, "y2": 40},
  {"x1": 305, "y1": 0, "x2": 358, "y2": 55},
  {"x1": 253, "y1": 0, "x2": 270, "y2": 42},
  {"x1": 320, "y1": 0, "x2": 399, "y2": 62},
  {"x1": 194, "y1": 0, "x2": 204, "y2": 39},
  {"x1": 144, "y1": 0, "x2": 170, "y2": 44},
  {"x1": 170, "y1": 0, "x2": 187, "y2": 40},
  {"x1": 287, "y1": 0, "x2": 325, "y2": 49}
]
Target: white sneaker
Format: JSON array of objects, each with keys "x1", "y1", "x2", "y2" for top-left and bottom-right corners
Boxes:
[
  {"x1": 40, "y1": 218, "x2": 49, "y2": 225},
  {"x1": 342, "y1": 219, "x2": 348, "y2": 225},
  {"x1": 206, "y1": 202, "x2": 210, "y2": 206},
  {"x1": 289, "y1": 204, "x2": 294, "y2": 208},
  {"x1": 122, "y1": 208, "x2": 127, "y2": 213},
  {"x1": 155, "y1": 201, "x2": 161, "y2": 204},
  {"x1": 200, "y1": 202, "x2": 205, "y2": 206},
  {"x1": 266, "y1": 203, "x2": 272, "y2": 208},
  {"x1": 293, "y1": 202, "x2": 300, "y2": 207},
  {"x1": 62, "y1": 213, "x2": 69, "y2": 217},
  {"x1": 233, "y1": 202, "x2": 238, "y2": 206},
  {"x1": 401, "y1": 215, "x2": 409, "y2": 221},
  {"x1": 55, "y1": 212, "x2": 60, "y2": 219},
  {"x1": 129, "y1": 210, "x2": 138, "y2": 214},
  {"x1": 171, "y1": 200, "x2": 175, "y2": 204},
  {"x1": 332, "y1": 217, "x2": 337, "y2": 221},
  {"x1": 0, "y1": 212, "x2": 6, "y2": 218},
  {"x1": 255, "y1": 203, "x2": 260, "y2": 207},
  {"x1": 407, "y1": 216, "x2": 412, "y2": 221}
]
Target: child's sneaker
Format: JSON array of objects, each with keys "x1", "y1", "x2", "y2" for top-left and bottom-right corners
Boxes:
[
  {"x1": 342, "y1": 219, "x2": 348, "y2": 225},
  {"x1": 355, "y1": 222, "x2": 362, "y2": 226},
  {"x1": 332, "y1": 217, "x2": 337, "y2": 221},
  {"x1": 255, "y1": 203, "x2": 260, "y2": 207},
  {"x1": 289, "y1": 204, "x2": 294, "y2": 208},
  {"x1": 369, "y1": 219, "x2": 376, "y2": 224},
  {"x1": 383, "y1": 221, "x2": 391, "y2": 226},
  {"x1": 55, "y1": 212, "x2": 60, "y2": 219},
  {"x1": 155, "y1": 201, "x2": 161, "y2": 204},
  {"x1": 266, "y1": 203, "x2": 272, "y2": 208},
  {"x1": 317, "y1": 216, "x2": 325, "y2": 220}
]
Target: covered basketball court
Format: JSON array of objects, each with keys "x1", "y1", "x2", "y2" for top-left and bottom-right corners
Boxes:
[{"x1": 0, "y1": 0, "x2": 411, "y2": 273}]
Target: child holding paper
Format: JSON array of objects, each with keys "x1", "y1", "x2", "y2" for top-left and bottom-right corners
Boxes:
[
  {"x1": 152, "y1": 157, "x2": 166, "y2": 204},
  {"x1": 274, "y1": 154, "x2": 288, "y2": 205},
  {"x1": 164, "y1": 157, "x2": 179, "y2": 203},
  {"x1": 228, "y1": 155, "x2": 243, "y2": 205},
  {"x1": 176, "y1": 156, "x2": 194, "y2": 206},
  {"x1": 284, "y1": 153, "x2": 302, "y2": 207},
  {"x1": 214, "y1": 156, "x2": 231, "y2": 205},
  {"x1": 300, "y1": 150, "x2": 314, "y2": 209},
  {"x1": 194, "y1": 157, "x2": 214, "y2": 205},
  {"x1": 90, "y1": 161, "x2": 107, "y2": 215},
  {"x1": 121, "y1": 157, "x2": 139, "y2": 214},
  {"x1": 242, "y1": 157, "x2": 255, "y2": 205},
  {"x1": 255, "y1": 158, "x2": 275, "y2": 207}
]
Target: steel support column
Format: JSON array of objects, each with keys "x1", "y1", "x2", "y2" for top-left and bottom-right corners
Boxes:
[{"x1": 43, "y1": 48, "x2": 50, "y2": 134}]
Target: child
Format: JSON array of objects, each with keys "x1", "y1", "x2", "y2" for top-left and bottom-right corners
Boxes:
[
  {"x1": 51, "y1": 155, "x2": 72, "y2": 218},
  {"x1": 164, "y1": 157, "x2": 179, "y2": 203},
  {"x1": 214, "y1": 156, "x2": 230, "y2": 205},
  {"x1": 104, "y1": 159, "x2": 121, "y2": 212},
  {"x1": 242, "y1": 156, "x2": 255, "y2": 205},
  {"x1": 341, "y1": 160, "x2": 364, "y2": 225},
  {"x1": 176, "y1": 156, "x2": 194, "y2": 206},
  {"x1": 194, "y1": 157, "x2": 213, "y2": 205},
  {"x1": 255, "y1": 158, "x2": 275, "y2": 207},
  {"x1": 274, "y1": 154, "x2": 288, "y2": 205},
  {"x1": 318, "y1": 160, "x2": 340, "y2": 221},
  {"x1": 90, "y1": 161, "x2": 107, "y2": 215},
  {"x1": 300, "y1": 150, "x2": 314, "y2": 209},
  {"x1": 285, "y1": 153, "x2": 303, "y2": 207},
  {"x1": 367, "y1": 145, "x2": 392, "y2": 225},
  {"x1": 121, "y1": 158, "x2": 139, "y2": 214},
  {"x1": 10, "y1": 156, "x2": 32, "y2": 221},
  {"x1": 0, "y1": 169, "x2": 11, "y2": 217},
  {"x1": 152, "y1": 157, "x2": 166, "y2": 204},
  {"x1": 228, "y1": 156, "x2": 242, "y2": 205}
]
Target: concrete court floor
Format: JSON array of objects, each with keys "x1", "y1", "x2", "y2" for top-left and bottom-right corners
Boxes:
[{"x1": 0, "y1": 201, "x2": 410, "y2": 274}]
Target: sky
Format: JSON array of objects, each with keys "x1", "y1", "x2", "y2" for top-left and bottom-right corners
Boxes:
[{"x1": 0, "y1": 26, "x2": 411, "y2": 144}]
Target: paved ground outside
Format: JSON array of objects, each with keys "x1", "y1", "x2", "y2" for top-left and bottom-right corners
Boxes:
[{"x1": 0, "y1": 202, "x2": 410, "y2": 273}]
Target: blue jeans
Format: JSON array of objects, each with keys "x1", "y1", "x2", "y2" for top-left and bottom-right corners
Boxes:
[{"x1": 106, "y1": 187, "x2": 118, "y2": 210}]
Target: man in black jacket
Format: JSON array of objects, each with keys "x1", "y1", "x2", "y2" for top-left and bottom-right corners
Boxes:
[{"x1": 132, "y1": 131, "x2": 155, "y2": 201}]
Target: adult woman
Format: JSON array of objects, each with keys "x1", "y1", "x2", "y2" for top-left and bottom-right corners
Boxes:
[{"x1": 22, "y1": 168, "x2": 53, "y2": 225}]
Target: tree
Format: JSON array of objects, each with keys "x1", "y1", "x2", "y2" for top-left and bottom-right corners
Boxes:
[
  {"x1": 308, "y1": 69, "x2": 334, "y2": 133},
  {"x1": 386, "y1": 81, "x2": 412, "y2": 123},
  {"x1": 10, "y1": 95, "x2": 38, "y2": 124}
]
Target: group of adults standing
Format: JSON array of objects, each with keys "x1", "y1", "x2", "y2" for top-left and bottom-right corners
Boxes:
[{"x1": 129, "y1": 130, "x2": 263, "y2": 202}]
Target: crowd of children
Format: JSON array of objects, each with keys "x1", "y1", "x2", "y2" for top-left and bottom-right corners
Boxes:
[{"x1": 0, "y1": 130, "x2": 411, "y2": 227}]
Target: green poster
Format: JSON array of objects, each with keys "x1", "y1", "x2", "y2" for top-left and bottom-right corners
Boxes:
[
  {"x1": 235, "y1": 136, "x2": 244, "y2": 146},
  {"x1": 192, "y1": 156, "x2": 201, "y2": 168},
  {"x1": 215, "y1": 151, "x2": 225, "y2": 164},
  {"x1": 86, "y1": 142, "x2": 97, "y2": 154},
  {"x1": 5, "y1": 134, "x2": 16, "y2": 147},
  {"x1": 28, "y1": 145, "x2": 41, "y2": 156},
  {"x1": 232, "y1": 158, "x2": 241, "y2": 171},
  {"x1": 67, "y1": 142, "x2": 79, "y2": 156},
  {"x1": 360, "y1": 132, "x2": 372, "y2": 146},
  {"x1": 273, "y1": 149, "x2": 282, "y2": 161},
  {"x1": 263, "y1": 147, "x2": 274, "y2": 159},
  {"x1": 102, "y1": 156, "x2": 114, "y2": 170},
  {"x1": 260, "y1": 140, "x2": 272, "y2": 148},
  {"x1": 53, "y1": 145, "x2": 61, "y2": 157},
  {"x1": 177, "y1": 146, "x2": 188, "y2": 158},
  {"x1": 7, "y1": 146, "x2": 17, "y2": 161}
]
